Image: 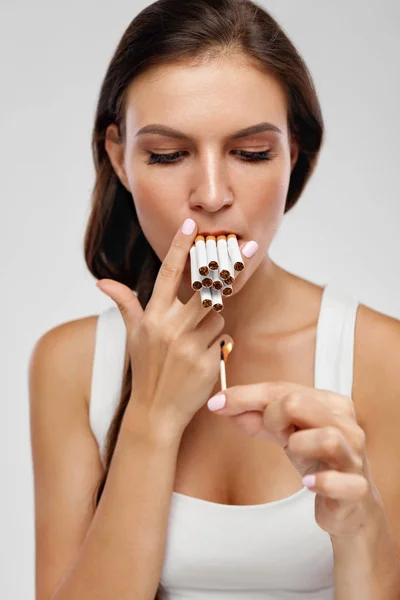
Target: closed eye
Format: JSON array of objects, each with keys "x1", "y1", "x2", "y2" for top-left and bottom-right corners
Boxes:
[{"x1": 146, "y1": 150, "x2": 272, "y2": 166}]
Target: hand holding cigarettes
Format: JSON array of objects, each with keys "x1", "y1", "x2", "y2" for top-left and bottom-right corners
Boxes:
[{"x1": 95, "y1": 219, "x2": 245, "y2": 435}]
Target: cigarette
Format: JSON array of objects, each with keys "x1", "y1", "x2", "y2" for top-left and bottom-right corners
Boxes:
[
  {"x1": 211, "y1": 286, "x2": 224, "y2": 312},
  {"x1": 216, "y1": 235, "x2": 230, "y2": 280},
  {"x1": 227, "y1": 234, "x2": 244, "y2": 272},
  {"x1": 211, "y1": 268, "x2": 223, "y2": 290},
  {"x1": 201, "y1": 274, "x2": 213, "y2": 288},
  {"x1": 195, "y1": 235, "x2": 209, "y2": 276},
  {"x1": 222, "y1": 281, "x2": 233, "y2": 296},
  {"x1": 200, "y1": 286, "x2": 212, "y2": 308},
  {"x1": 190, "y1": 244, "x2": 202, "y2": 290},
  {"x1": 224, "y1": 254, "x2": 235, "y2": 286},
  {"x1": 205, "y1": 236, "x2": 219, "y2": 270}
]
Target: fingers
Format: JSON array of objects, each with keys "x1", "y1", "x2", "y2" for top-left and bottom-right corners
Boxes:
[
  {"x1": 262, "y1": 393, "x2": 336, "y2": 447},
  {"x1": 194, "y1": 311, "x2": 226, "y2": 349},
  {"x1": 96, "y1": 279, "x2": 143, "y2": 332},
  {"x1": 149, "y1": 218, "x2": 198, "y2": 312}
]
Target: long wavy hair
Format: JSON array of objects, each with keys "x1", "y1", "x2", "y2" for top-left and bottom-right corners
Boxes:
[{"x1": 84, "y1": 1, "x2": 323, "y2": 591}]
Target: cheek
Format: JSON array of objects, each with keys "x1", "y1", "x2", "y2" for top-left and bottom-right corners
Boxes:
[
  {"x1": 126, "y1": 172, "x2": 180, "y2": 262},
  {"x1": 245, "y1": 162, "x2": 290, "y2": 229}
]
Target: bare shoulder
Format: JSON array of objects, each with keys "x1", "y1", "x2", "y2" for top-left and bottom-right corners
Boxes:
[
  {"x1": 353, "y1": 302, "x2": 400, "y2": 417},
  {"x1": 29, "y1": 314, "x2": 100, "y2": 411},
  {"x1": 352, "y1": 303, "x2": 400, "y2": 555},
  {"x1": 29, "y1": 315, "x2": 105, "y2": 600},
  {"x1": 352, "y1": 300, "x2": 400, "y2": 461}
]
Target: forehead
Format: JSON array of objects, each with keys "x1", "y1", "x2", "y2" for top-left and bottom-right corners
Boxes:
[{"x1": 124, "y1": 56, "x2": 289, "y2": 138}]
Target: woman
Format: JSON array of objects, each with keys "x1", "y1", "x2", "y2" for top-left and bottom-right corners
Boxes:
[{"x1": 29, "y1": 0, "x2": 400, "y2": 598}]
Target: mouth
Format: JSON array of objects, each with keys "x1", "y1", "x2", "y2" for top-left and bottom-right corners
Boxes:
[
  {"x1": 185, "y1": 232, "x2": 246, "y2": 268},
  {"x1": 197, "y1": 231, "x2": 242, "y2": 239}
]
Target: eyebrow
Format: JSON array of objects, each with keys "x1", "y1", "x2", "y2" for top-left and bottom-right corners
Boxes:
[{"x1": 135, "y1": 121, "x2": 282, "y2": 140}]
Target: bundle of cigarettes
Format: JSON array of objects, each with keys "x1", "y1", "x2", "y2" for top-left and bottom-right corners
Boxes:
[{"x1": 190, "y1": 234, "x2": 244, "y2": 312}]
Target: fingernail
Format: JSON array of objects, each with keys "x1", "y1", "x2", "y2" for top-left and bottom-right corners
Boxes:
[
  {"x1": 182, "y1": 218, "x2": 196, "y2": 235},
  {"x1": 242, "y1": 240, "x2": 259, "y2": 258},
  {"x1": 207, "y1": 394, "x2": 226, "y2": 411},
  {"x1": 302, "y1": 474, "x2": 316, "y2": 488}
]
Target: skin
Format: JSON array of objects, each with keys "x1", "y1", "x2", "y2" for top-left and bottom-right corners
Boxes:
[{"x1": 105, "y1": 54, "x2": 301, "y2": 341}]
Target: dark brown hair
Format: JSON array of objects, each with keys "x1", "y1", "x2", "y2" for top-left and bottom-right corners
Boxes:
[{"x1": 84, "y1": 0, "x2": 324, "y2": 568}]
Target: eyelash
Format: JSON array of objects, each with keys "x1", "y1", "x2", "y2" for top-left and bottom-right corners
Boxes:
[{"x1": 146, "y1": 150, "x2": 272, "y2": 166}]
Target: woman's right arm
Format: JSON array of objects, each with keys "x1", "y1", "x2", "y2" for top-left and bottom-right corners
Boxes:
[{"x1": 29, "y1": 320, "x2": 183, "y2": 600}]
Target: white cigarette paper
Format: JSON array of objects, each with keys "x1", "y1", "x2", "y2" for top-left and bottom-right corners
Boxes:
[
  {"x1": 227, "y1": 234, "x2": 244, "y2": 272},
  {"x1": 216, "y1": 236, "x2": 230, "y2": 280},
  {"x1": 206, "y1": 236, "x2": 219, "y2": 270},
  {"x1": 190, "y1": 244, "x2": 202, "y2": 290},
  {"x1": 211, "y1": 286, "x2": 223, "y2": 311},
  {"x1": 195, "y1": 236, "x2": 209, "y2": 275},
  {"x1": 225, "y1": 254, "x2": 235, "y2": 285},
  {"x1": 200, "y1": 286, "x2": 212, "y2": 308},
  {"x1": 211, "y1": 268, "x2": 223, "y2": 290}
]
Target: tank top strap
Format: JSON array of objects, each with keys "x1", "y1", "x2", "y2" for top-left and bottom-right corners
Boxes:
[
  {"x1": 89, "y1": 305, "x2": 127, "y2": 467},
  {"x1": 314, "y1": 284, "x2": 360, "y2": 398}
]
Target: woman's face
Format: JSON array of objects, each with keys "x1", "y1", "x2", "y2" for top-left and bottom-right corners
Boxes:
[{"x1": 105, "y1": 54, "x2": 298, "y2": 293}]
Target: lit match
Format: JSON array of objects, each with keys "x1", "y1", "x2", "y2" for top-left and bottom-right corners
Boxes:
[{"x1": 220, "y1": 339, "x2": 234, "y2": 391}]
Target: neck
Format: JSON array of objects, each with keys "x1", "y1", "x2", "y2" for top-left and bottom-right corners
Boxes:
[{"x1": 178, "y1": 255, "x2": 292, "y2": 340}]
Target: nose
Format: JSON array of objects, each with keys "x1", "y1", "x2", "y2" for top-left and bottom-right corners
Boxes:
[{"x1": 188, "y1": 153, "x2": 233, "y2": 212}]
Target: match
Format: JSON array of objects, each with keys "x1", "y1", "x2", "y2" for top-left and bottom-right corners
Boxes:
[{"x1": 219, "y1": 339, "x2": 234, "y2": 391}]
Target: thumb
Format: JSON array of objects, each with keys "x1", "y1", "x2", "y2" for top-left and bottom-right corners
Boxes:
[{"x1": 96, "y1": 279, "x2": 143, "y2": 331}]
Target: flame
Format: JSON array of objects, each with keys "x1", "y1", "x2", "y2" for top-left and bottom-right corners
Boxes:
[{"x1": 222, "y1": 341, "x2": 233, "y2": 363}]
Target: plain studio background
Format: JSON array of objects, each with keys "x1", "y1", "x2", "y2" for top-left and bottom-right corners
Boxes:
[{"x1": 1, "y1": 0, "x2": 399, "y2": 597}]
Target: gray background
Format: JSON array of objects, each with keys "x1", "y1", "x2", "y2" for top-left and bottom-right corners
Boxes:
[{"x1": 1, "y1": 0, "x2": 399, "y2": 597}]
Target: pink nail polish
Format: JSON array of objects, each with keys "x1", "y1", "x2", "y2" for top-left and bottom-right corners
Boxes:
[
  {"x1": 302, "y1": 474, "x2": 316, "y2": 488},
  {"x1": 182, "y1": 218, "x2": 196, "y2": 235},
  {"x1": 242, "y1": 240, "x2": 258, "y2": 258},
  {"x1": 207, "y1": 394, "x2": 226, "y2": 411}
]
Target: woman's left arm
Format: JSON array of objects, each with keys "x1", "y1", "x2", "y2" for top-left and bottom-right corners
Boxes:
[
  {"x1": 206, "y1": 308, "x2": 400, "y2": 599},
  {"x1": 331, "y1": 308, "x2": 400, "y2": 599}
]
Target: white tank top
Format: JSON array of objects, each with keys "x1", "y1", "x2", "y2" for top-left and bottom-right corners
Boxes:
[{"x1": 89, "y1": 283, "x2": 360, "y2": 600}]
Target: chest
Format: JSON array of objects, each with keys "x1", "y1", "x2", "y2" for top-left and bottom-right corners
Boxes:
[{"x1": 173, "y1": 326, "x2": 319, "y2": 506}]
